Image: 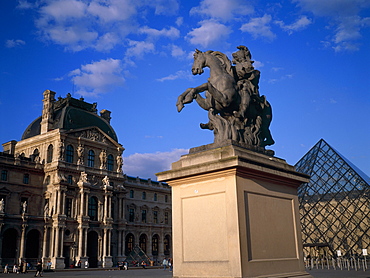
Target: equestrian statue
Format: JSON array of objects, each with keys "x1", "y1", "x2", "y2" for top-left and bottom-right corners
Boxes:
[{"x1": 177, "y1": 45, "x2": 275, "y2": 151}]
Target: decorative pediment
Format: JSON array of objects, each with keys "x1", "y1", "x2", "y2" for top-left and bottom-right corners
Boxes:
[
  {"x1": 69, "y1": 127, "x2": 107, "y2": 143},
  {"x1": 0, "y1": 187, "x2": 11, "y2": 195},
  {"x1": 66, "y1": 127, "x2": 123, "y2": 149}
]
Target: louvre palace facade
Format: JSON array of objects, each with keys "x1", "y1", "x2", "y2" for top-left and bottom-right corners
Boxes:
[
  {"x1": 296, "y1": 139, "x2": 370, "y2": 258},
  {"x1": 0, "y1": 90, "x2": 172, "y2": 269}
]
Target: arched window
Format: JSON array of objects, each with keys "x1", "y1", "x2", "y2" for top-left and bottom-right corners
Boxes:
[
  {"x1": 88, "y1": 196, "x2": 98, "y2": 221},
  {"x1": 88, "y1": 150, "x2": 95, "y2": 167},
  {"x1": 152, "y1": 234, "x2": 159, "y2": 256},
  {"x1": 164, "y1": 235, "x2": 171, "y2": 256},
  {"x1": 47, "y1": 144, "x2": 53, "y2": 163},
  {"x1": 65, "y1": 145, "x2": 74, "y2": 163},
  {"x1": 107, "y1": 154, "x2": 114, "y2": 171},
  {"x1": 125, "y1": 233, "x2": 135, "y2": 256},
  {"x1": 139, "y1": 234, "x2": 147, "y2": 253}
]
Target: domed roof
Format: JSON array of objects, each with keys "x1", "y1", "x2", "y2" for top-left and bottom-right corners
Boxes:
[{"x1": 22, "y1": 95, "x2": 118, "y2": 142}]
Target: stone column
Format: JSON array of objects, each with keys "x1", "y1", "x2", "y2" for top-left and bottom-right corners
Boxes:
[
  {"x1": 19, "y1": 224, "x2": 27, "y2": 263},
  {"x1": 108, "y1": 196, "x2": 112, "y2": 218},
  {"x1": 42, "y1": 226, "x2": 48, "y2": 259},
  {"x1": 117, "y1": 230, "x2": 122, "y2": 257},
  {"x1": 78, "y1": 228, "x2": 84, "y2": 258},
  {"x1": 61, "y1": 190, "x2": 66, "y2": 215},
  {"x1": 55, "y1": 227, "x2": 60, "y2": 257},
  {"x1": 50, "y1": 227, "x2": 55, "y2": 257},
  {"x1": 102, "y1": 229, "x2": 107, "y2": 257},
  {"x1": 80, "y1": 192, "x2": 84, "y2": 216},
  {"x1": 84, "y1": 228, "x2": 88, "y2": 257},
  {"x1": 104, "y1": 195, "x2": 108, "y2": 219},
  {"x1": 108, "y1": 229, "x2": 111, "y2": 256},
  {"x1": 59, "y1": 227, "x2": 64, "y2": 257},
  {"x1": 55, "y1": 191, "x2": 60, "y2": 214}
]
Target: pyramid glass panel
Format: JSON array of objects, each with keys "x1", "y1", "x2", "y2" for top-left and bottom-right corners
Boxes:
[{"x1": 295, "y1": 139, "x2": 370, "y2": 256}]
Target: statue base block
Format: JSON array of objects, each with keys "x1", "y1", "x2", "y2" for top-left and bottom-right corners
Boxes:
[{"x1": 157, "y1": 143, "x2": 312, "y2": 278}]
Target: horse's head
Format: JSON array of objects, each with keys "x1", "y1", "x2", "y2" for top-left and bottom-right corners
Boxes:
[{"x1": 192, "y1": 49, "x2": 205, "y2": 75}]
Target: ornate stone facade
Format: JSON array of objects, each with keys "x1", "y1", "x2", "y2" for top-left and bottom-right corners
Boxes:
[{"x1": 0, "y1": 91, "x2": 171, "y2": 269}]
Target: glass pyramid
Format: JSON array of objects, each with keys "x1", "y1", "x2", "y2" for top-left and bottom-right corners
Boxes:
[{"x1": 295, "y1": 139, "x2": 370, "y2": 257}]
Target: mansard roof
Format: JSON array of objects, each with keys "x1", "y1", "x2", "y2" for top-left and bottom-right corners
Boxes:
[{"x1": 22, "y1": 94, "x2": 118, "y2": 142}]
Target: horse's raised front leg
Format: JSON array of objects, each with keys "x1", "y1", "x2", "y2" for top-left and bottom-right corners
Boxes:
[{"x1": 176, "y1": 83, "x2": 208, "y2": 112}]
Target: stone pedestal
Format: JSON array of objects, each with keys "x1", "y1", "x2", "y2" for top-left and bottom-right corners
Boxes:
[
  {"x1": 157, "y1": 143, "x2": 312, "y2": 278},
  {"x1": 52, "y1": 257, "x2": 66, "y2": 269},
  {"x1": 102, "y1": 256, "x2": 113, "y2": 268}
]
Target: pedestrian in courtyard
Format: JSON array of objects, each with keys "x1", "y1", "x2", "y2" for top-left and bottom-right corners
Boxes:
[
  {"x1": 34, "y1": 261, "x2": 43, "y2": 277},
  {"x1": 123, "y1": 261, "x2": 128, "y2": 270},
  {"x1": 168, "y1": 258, "x2": 173, "y2": 272},
  {"x1": 13, "y1": 264, "x2": 19, "y2": 274},
  {"x1": 3, "y1": 264, "x2": 9, "y2": 273},
  {"x1": 162, "y1": 258, "x2": 168, "y2": 270},
  {"x1": 141, "y1": 261, "x2": 146, "y2": 269},
  {"x1": 21, "y1": 261, "x2": 28, "y2": 273}
]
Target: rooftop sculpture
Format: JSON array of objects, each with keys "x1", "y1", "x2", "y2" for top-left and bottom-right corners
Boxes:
[{"x1": 177, "y1": 46, "x2": 274, "y2": 152}]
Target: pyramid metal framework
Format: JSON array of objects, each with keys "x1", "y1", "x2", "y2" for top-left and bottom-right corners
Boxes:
[{"x1": 295, "y1": 139, "x2": 370, "y2": 256}]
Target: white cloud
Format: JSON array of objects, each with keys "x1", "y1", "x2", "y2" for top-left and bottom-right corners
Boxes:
[
  {"x1": 125, "y1": 40, "x2": 155, "y2": 58},
  {"x1": 240, "y1": 14, "x2": 276, "y2": 41},
  {"x1": 275, "y1": 15, "x2": 312, "y2": 34},
  {"x1": 294, "y1": 0, "x2": 370, "y2": 51},
  {"x1": 176, "y1": 17, "x2": 184, "y2": 26},
  {"x1": 5, "y1": 39, "x2": 26, "y2": 48},
  {"x1": 34, "y1": 0, "x2": 139, "y2": 51},
  {"x1": 17, "y1": 0, "x2": 37, "y2": 9},
  {"x1": 123, "y1": 148, "x2": 188, "y2": 180},
  {"x1": 169, "y1": 44, "x2": 186, "y2": 58},
  {"x1": 39, "y1": 0, "x2": 87, "y2": 22},
  {"x1": 157, "y1": 70, "x2": 193, "y2": 82},
  {"x1": 190, "y1": 0, "x2": 253, "y2": 21},
  {"x1": 186, "y1": 20, "x2": 232, "y2": 47},
  {"x1": 87, "y1": 0, "x2": 137, "y2": 22},
  {"x1": 139, "y1": 26, "x2": 180, "y2": 39},
  {"x1": 146, "y1": 0, "x2": 180, "y2": 15},
  {"x1": 69, "y1": 58, "x2": 125, "y2": 96},
  {"x1": 94, "y1": 32, "x2": 121, "y2": 52}
]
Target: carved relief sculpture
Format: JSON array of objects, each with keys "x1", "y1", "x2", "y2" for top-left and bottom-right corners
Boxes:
[
  {"x1": 77, "y1": 144, "x2": 84, "y2": 165},
  {"x1": 116, "y1": 149, "x2": 123, "y2": 173},
  {"x1": 100, "y1": 149, "x2": 107, "y2": 169}
]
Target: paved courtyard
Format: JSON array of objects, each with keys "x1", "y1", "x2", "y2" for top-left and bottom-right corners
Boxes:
[{"x1": 2, "y1": 268, "x2": 370, "y2": 278}]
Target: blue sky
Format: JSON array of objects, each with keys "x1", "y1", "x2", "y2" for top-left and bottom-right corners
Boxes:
[{"x1": 1, "y1": 0, "x2": 369, "y2": 180}]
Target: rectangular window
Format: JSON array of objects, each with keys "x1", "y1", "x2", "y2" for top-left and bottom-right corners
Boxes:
[
  {"x1": 153, "y1": 211, "x2": 158, "y2": 224},
  {"x1": 23, "y1": 173, "x2": 29, "y2": 184},
  {"x1": 65, "y1": 198, "x2": 72, "y2": 217},
  {"x1": 129, "y1": 208, "x2": 135, "y2": 222},
  {"x1": 142, "y1": 192, "x2": 146, "y2": 200},
  {"x1": 165, "y1": 195, "x2": 168, "y2": 203},
  {"x1": 130, "y1": 190, "x2": 134, "y2": 198},
  {"x1": 67, "y1": 175, "x2": 73, "y2": 184},
  {"x1": 142, "y1": 210, "x2": 147, "y2": 223},
  {"x1": 165, "y1": 212, "x2": 169, "y2": 224},
  {"x1": 1, "y1": 170, "x2": 8, "y2": 181}
]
